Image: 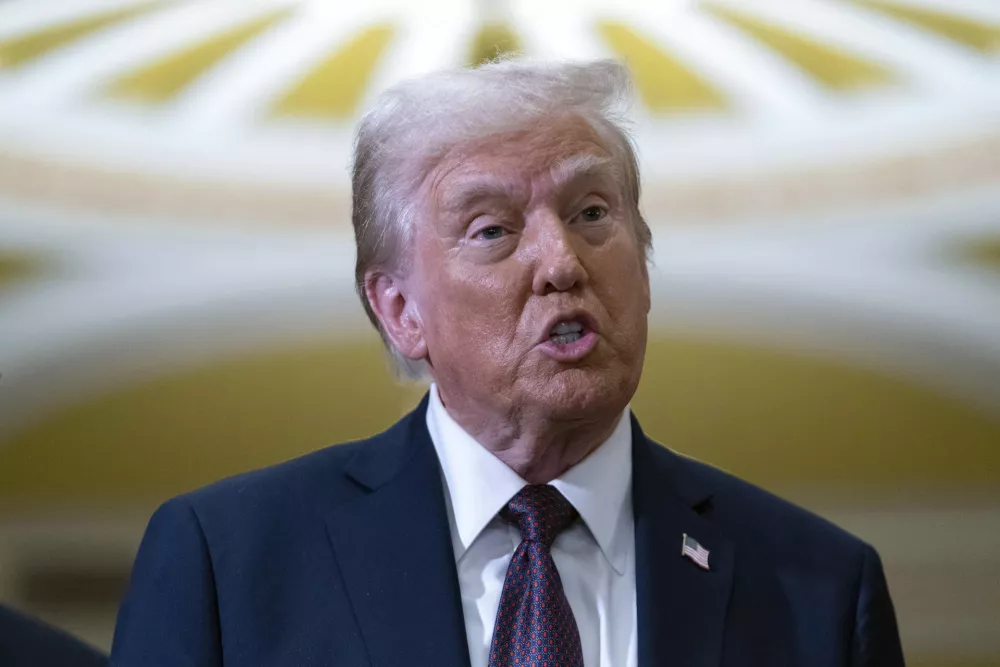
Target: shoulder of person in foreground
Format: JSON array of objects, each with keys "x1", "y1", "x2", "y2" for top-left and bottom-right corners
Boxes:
[
  {"x1": 110, "y1": 412, "x2": 413, "y2": 667},
  {"x1": 0, "y1": 603, "x2": 107, "y2": 667},
  {"x1": 660, "y1": 444, "x2": 905, "y2": 666}
]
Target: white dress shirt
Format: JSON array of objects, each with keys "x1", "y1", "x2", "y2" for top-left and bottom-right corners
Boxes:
[{"x1": 426, "y1": 384, "x2": 638, "y2": 667}]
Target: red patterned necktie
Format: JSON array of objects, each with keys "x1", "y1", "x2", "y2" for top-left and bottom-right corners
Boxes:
[{"x1": 488, "y1": 484, "x2": 585, "y2": 667}]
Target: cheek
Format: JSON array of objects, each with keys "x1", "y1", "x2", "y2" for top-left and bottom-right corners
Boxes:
[
  {"x1": 591, "y1": 249, "x2": 649, "y2": 337},
  {"x1": 427, "y1": 264, "x2": 528, "y2": 345}
]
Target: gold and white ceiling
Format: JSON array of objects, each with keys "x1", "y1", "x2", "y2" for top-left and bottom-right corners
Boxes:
[
  {"x1": 0, "y1": 0, "x2": 998, "y2": 221},
  {"x1": 0, "y1": 0, "x2": 998, "y2": 460}
]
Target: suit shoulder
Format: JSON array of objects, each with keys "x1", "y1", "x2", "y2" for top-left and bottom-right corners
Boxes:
[
  {"x1": 168, "y1": 414, "x2": 411, "y2": 520},
  {"x1": 669, "y1": 449, "x2": 869, "y2": 561}
]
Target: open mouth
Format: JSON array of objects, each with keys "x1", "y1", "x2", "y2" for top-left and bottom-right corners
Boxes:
[
  {"x1": 549, "y1": 320, "x2": 586, "y2": 345},
  {"x1": 538, "y1": 314, "x2": 598, "y2": 361}
]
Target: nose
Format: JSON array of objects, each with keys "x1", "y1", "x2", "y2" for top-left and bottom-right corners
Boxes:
[{"x1": 529, "y1": 212, "x2": 589, "y2": 295}]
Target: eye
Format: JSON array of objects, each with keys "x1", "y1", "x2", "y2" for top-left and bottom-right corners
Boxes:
[
  {"x1": 476, "y1": 225, "x2": 507, "y2": 240},
  {"x1": 577, "y1": 205, "x2": 607, "y2": 222}
]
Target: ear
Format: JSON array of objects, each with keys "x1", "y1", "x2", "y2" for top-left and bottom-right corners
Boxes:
[
  {"x1": 364, "y1": 270, "x2": 428, "y2": 362},
  {"x1": 640, "y1": 258, "x2": 651, "y2": 314}
]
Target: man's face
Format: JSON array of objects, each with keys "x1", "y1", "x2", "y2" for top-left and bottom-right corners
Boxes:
[{"x1": 408, "y1": 114, "x2": 650, "y2": 421}]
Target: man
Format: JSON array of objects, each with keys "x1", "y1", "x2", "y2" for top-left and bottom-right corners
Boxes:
[
  {"x1": 111, "y1": 60, "x2": 904, "y2": 666},
  {"x1": 0, "y1": 604, "x2": 108, "y2": 667}
]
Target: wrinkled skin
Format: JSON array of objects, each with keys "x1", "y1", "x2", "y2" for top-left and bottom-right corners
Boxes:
[{"x1": 367, "y1": 114, "x2": 650, "y2": 482}]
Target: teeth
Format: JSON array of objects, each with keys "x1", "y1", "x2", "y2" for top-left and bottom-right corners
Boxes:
[
  {"x1": 551, "y1": 320, "x2": 584, "y2": 336},
  {"x1": 551, "y1": 332, "x2": 583, "y2": 345}
]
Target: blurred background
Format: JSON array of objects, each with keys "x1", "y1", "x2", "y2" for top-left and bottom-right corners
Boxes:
[{"x1": 0, "y1": 0, "x2": 998, "y2": 663}]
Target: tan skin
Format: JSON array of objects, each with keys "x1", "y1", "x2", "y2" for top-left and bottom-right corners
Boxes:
[{"x1": 366, "y1": 115, "x2": 651, "y2": 483}]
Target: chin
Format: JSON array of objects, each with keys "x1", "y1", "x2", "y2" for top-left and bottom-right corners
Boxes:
[{"x1": 528, "y1": 366, "x2": 635, "y2": 422}]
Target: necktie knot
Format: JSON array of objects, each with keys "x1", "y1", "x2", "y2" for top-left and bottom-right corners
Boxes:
[{"x1": 500, "y1": 484, "x2": 578, "y2": 547}]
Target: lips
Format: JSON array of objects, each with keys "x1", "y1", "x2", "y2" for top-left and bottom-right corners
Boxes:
[
  {"x1": 535, "y1": 311, "x2": 600, "y2": 362},
  {"x1": 539, "y1": 311, "x2": 598, "y2": 346}
]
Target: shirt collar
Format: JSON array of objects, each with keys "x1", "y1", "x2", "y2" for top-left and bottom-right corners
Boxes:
[{"x1": 426, "y1": 383, "x2": 633, "y2": 575}]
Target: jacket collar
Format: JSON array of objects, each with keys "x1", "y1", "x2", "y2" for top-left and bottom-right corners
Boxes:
[
  {"x1": 325, "y1": 394, "x2": 472, "y2": 667},
  {"x1": 426, "y1": 383, "x2": 633, "y2": 574},
  {"x1": 631, "y1": 414, "x2": 735, "y2": 667}
]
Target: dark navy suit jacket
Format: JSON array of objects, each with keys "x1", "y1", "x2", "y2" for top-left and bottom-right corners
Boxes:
[{"x1": 111, "y1": 396, "x2": 904, "y2": 666}]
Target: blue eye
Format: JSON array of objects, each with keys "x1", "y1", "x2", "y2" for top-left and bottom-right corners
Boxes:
[{"x1": 478, "y1": 225, "x2": 506, "y2": 240}]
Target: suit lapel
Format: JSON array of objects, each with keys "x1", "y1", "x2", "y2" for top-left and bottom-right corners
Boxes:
[
  {"x1": 631, "y1": 415, "x2": 735, "y2": 667},
  {"x1": 324, "y1": 396, "x2": 471, "y2": 667}
]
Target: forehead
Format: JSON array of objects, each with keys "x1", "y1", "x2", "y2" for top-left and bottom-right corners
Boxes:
[{"x1": 425, "y1": 115, "x2": 616, "y2": 203}]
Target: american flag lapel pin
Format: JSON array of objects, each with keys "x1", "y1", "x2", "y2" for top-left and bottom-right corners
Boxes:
[{"x1": 681, "y1": 533, "x2": 710, "y2": 571}]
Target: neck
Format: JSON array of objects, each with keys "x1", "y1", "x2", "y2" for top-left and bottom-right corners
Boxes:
[{"x1": 435, "y1": 388, "x2": 625, "y2": 484}]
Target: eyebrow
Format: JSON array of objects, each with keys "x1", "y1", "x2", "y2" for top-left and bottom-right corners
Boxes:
[
  {"x1": 438, "y1": 153, "x2": 621, "y2": 215},
  {"x1": 548, "y1": 154, "x2": 620, "y2": 192},
  {"x1": 439, "y1": 175, "x2": 516, "y2": 214}
]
